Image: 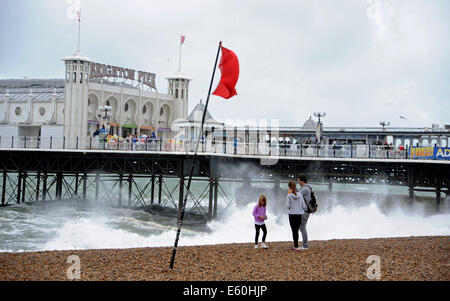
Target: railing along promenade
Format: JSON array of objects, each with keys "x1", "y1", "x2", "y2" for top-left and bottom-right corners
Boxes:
[{"x1": 0, "y1": 135, "x2": 444, "y2": 161}]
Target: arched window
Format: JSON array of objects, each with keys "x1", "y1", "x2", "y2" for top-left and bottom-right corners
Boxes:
[
  {"x1": 124, "y1": 103, "x2": 129, "y2": 112},
  {"x1": 175, "y1": 89, "x2": 178, "y2": 98},
  {"x1": 73, "y1": 72, "x2": 76, "y2": 83},
  {"x1": 80, "y1": 72, "x2": 83, "y2": 84},
  {"x1": 181, "y1": 89, "x2": 184, "y2": 98}
]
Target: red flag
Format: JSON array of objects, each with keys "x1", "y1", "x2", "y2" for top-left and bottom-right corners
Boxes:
[
  {"x1": 180, "y1": 35, "x2": 185, "y2": 45},
  {"x1": 212, "y1": 45, "x2": 239, "y2": 99},
  {"x1": 76, "y1": 10, "x2": 81, "y2": 21}
]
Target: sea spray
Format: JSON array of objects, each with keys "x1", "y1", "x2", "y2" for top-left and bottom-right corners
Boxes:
[{"x1": 0, "y1": 183, "x2": 449, "y2": 252}]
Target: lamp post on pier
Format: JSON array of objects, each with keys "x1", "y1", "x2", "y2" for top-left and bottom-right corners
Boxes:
[{"x1": 379, "y1": 121, "x2": 390, "y2": 131}]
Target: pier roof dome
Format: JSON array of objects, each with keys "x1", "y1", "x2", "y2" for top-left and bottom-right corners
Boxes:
[
  {"x1": 302, "y1": 116, "x2": 317, "y2": 129},
  {"x1": 187, "y1": 99, "x2": 215, "y2": 123}
]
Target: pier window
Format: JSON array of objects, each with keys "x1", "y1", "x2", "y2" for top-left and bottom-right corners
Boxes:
[
  {"x1": 73, "y1": 72, "x2": 76, "y2": 83},
  {"x1": 175, "y1": 89, "x2": 178, "y2": 98},
  {"x1": 181, "y1": 89, "x2": 184, "y2": 98},
  {"x1": 66, "y1": 72, "x2": 70, "y2": 82},
  {"x1": 80, "y1": 72, "x2": 83, "y2": 84},
  {"x1": 125, "y1": 103, "x2": 129, "y2": 112}
]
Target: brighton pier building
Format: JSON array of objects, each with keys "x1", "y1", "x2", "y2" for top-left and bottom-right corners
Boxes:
[
  {"x1": 1, "y1": 50, "x2": 450, "y2": 150},
  {"x1": 0, "y1": 51, "x2": 190, "y2": 148}
]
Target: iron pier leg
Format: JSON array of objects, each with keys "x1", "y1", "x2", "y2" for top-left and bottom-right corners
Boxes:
[
  {"x1": 151, "y1": 174, "x2": 155, "y2": 205},
  {"x1": 328, "y1": 180, "x2": 333, "y2": 192},
  {"x1": 119, "y1": 174, "x2": 123, "y2": 206},
  {"x1": 213, "y1": 178, "x2": 218, "y2": 218},
  {"x1": 82, "y1": 173, "x2": 87, "y2": 201},
  {"x1": 158, "y1": 175, "x2": 163, "y2": 205},
  {"x1": 273, "y1": 178, "x2": 280, "y2": 197},
  {"x1": 35, "y1": 171, "x2": 41, "y2": 202},
  {"x1": 42, "y1": 173, "x2": 47, "y2": 202},
  {"x1": 75, "y1": 173, "x2": 79, "y2": 197},
  {"x1": 56, "y1": 172, "x2": 62, "y2": 200},
  {"x1": 128, "y1": 174, "x2": 132, "y2": 207},
  {"x1": 178, "y1": 176, "x2": 185, "y2": 218},
  {"x1": 95, "y1": 173, "x2": 100, "y2": 202},
  {"x1": 2, "y1": 171, "x2": 6, "y2": 206},
  {"x1": 21, "y1": 172, "x2": 27, "y2": 203},
  {"x1": 436, "y1": 188, "x2": 441, "y2": 213},
  {"x1": 208, "y1": 178, "x2": 214, "y2": 220},
  {"x1": 16, "y1": 173, "x2": 22, "y2": 204},
  {"x1": 408, "y1": 167, "x2": 415, "y2": 207}
]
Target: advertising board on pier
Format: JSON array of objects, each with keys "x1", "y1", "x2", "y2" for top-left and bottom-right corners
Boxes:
[{"x1": 409, "y1": 146, "x2": 450, "y2": 160}]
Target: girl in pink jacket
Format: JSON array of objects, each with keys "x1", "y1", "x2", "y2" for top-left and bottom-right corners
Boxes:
[{"x1": 252, "y1": 195, "x2": 268, "y2": 249}]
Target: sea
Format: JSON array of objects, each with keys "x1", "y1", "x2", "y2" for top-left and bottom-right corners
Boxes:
[{"x1": 0, "y1": 178, "x2": 449, "y2": 252}]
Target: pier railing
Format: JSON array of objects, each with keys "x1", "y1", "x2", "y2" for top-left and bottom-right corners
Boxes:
[{"x1": 0, "y1": 135, "x2": 436, "y2": 160}]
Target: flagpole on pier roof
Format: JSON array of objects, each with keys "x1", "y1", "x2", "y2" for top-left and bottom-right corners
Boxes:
[
  {"x1": 178, "y1": 34, "x2": 181, "y2": 72},
  {"x1": 170, "y1": 41, "x2": 222, "y2": 269},
  {"x1": 77, "y1": 9, "x2": 81, "y2": 52}
]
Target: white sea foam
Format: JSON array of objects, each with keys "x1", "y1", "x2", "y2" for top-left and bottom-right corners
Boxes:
[{"x1": 38, "y1": 200, "x2": 450, "y2": 252}]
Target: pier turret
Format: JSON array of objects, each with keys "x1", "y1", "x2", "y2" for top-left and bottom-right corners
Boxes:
[
  {"x1": 62, "y1": 51, "x2": 93, "y2": 148},
  {"x1": 167, "y1": 72, "x2": 191, "y2": 121}
]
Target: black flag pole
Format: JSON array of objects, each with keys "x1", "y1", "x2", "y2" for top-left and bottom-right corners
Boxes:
[{"x1": 169, "y1": 41, "x2": 222, "y2": 269}]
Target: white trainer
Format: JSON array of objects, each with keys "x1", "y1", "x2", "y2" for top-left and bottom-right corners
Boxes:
[
  {"x1": 298, "y1": 246, "x2": 309, "y2": 250},
  {"x1": 254, "y1": 244, "x2": 259, "y2": 249},
  {"x1": 260, "y1": 243, "x2": 268, "y2": 249}
]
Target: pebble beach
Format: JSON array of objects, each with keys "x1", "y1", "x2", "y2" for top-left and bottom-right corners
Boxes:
[{"x1": 0, "y1": 236, "x2": 448, "y2": 281}]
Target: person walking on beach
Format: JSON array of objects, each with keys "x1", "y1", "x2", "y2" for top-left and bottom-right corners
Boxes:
[
  {"x1": 252, "y1": 194, "x2": 268, "y2": 249},
  {"x1": 297, "y1": 175, "x2": 312, "y2": 250},
  {"x1": 286, "y1": 181, "x2": 308, "y2": 251}
]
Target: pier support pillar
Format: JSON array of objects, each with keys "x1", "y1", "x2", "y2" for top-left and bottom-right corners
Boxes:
[
  {"x1": 151, "y1": 174, "x2": 155, "y2": 205},
  {"x1": 158, "y1": 175, "x2": 163, "y2": 204},
  {"x1": 55, "y1": 172, "x2": 63, "y2": 200},
  {"x1": 16, "y1": 172, "x2": 22, "y2": 204},
  {"x1": 2, "y1": 171, "x2": 6, "y2": 206},
  {"x1": 273, "y1": 178, "x2": 280, "y2": 198},
  {"x1": 95, "y1": 173, "x2": 100, "y2": 202},
  {"x1": 118, "y1": 174, "x2": 123, "y2": 206},
  {"x1": 178, "y1": 176, "x2": 185, "y2": 215},
  {"x1": 408, "y1": 167, "x2": 415, "y2": 206},
  {"x1": 82, "y1": 173, "x2": 87, "y2": 201},
  {"x1": 213, "y1": 178, "x2": 218, "y2": 218},
  {"x1": 35, "y1": 171, "x2": 41, "y2": 202},
  {"x1": 42, "y1": 173, "x2": 47, "y2": 202},
  {"x1": 74, "y1": 173, "x2": 79, "y2": 197},
  {"x1": 436, "y1": 188, "x2": 441, "y2": 213},
  {"x1": 128, "y1": 174, "x2": 133, "y2": 207},
  {"x1": 21, "y1": 172, "x2": 27, "y2": 203},
  {"x1": 328, "y1": 180, "x2": 333, "y2": 192},
  {"x1": 208, "y1": 178, "x2": 214, "y2": 220}
]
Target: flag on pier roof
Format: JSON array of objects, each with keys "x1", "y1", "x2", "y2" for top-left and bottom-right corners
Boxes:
[
  {"x1": 77, "y1": 10, "x2": 81, "y2": 21},
  {"x1": 180, "y1": 35, "x2": 185, "y2": 45},
  {"x1": 212, "y1": 45, "x2": 239, "y2": 99}
]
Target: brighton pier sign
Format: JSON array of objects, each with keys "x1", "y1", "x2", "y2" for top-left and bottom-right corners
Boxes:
[{"x1": 90, "y1": 62, "x2": 156, "y2": 89}]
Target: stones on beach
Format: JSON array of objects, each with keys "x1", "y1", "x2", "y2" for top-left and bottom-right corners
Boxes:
[{"x1": 0, "y1": 236, "x2": 448, "y2": 281}]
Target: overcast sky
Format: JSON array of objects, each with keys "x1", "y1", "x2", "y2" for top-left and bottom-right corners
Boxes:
[{"x1": 1, "y1": 0, "x2": 449, "y2": 128}]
